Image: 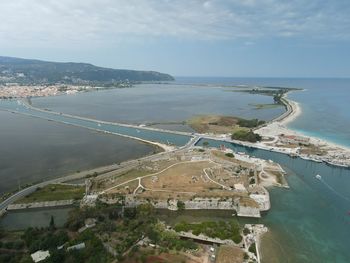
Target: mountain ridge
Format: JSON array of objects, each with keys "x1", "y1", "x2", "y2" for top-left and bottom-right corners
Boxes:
[{"x1": 0, "y1": 56, "x2": 174, "y2": 85}]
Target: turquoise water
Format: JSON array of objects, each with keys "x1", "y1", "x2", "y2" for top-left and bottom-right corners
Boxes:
[
  {"x1": 2, "y1": 96, "x2": 350, "y2": 261},
  {"x1": 176, "y1": 77, "x2": 350, "y2": 148},
  {"x1": 286, "y1": 80, "x2": 350, "y2": 148},
  {"x1": 197, "y1": 139, "x2": 350, "y2": 263},
  {"x1": 1, "y1": 77, "x2": 349, "y2": 261}
]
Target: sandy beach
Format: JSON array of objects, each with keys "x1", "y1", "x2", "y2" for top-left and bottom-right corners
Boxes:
[{"x1": 256, "y1": 93, "x2": 350, "y2": 167}]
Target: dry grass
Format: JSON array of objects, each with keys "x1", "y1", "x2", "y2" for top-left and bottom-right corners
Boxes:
[
  {"x1": 188, "y1": 115, "x2": 240, "y2": 134},
  {"x1": 216, "y1": 245, "x2": 244, "y2": 263},
  {"x1": 108, "y1": 180, "x2": 139, "y2": 194},
  {"x1": 209, "y1": 167, "x2": 250, "y2": 189},
  {"x1": 239, "y1": 196, "x2": 259, "y2": 208},
  {"x1": 94, "y1": 168, "x2": 149, "y2": 191},
  {"x1": 142, "y1": 161, "x2": 217, "y2": 193},
  {"x1": 211, "y1": 150, "x2": 253, "y2": 168},
  {"x1": 299, "y1": 144, "x2": 328, "y2": 156}
]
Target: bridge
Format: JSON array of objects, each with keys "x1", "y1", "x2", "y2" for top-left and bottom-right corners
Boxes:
[{"x1": 0, "y1": 99, "x2": 262, "y2": 213}]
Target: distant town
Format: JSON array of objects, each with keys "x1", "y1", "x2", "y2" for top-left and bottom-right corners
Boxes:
[{"x1": 0, "y1": 83, "x2": 131, "y2": 99}]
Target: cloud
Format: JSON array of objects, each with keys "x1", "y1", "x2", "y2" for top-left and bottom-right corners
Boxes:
[{"x1": 0, "y1": 0, "x2": 349, "y2": 47}]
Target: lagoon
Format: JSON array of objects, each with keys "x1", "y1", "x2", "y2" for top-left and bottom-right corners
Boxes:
[
  {"x1": 0, "y1": 110, "x2": 157, "y2": 195},
  {"x1": 31, "y1": 83, "x2": 284, "y2": 124}
]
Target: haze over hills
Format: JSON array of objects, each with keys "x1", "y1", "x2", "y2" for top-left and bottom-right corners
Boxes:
[{"x1": 0, "y1": 56, "x2": 174, "y2": 85}]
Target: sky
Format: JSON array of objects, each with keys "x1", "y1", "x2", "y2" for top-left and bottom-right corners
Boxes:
[{"x1": 1, "y1": 0, "x2": 350, "y2": 77}]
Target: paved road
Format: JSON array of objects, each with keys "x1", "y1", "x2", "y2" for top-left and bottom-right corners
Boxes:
[
  {"x1": 0, "y1": 163, "x2": 122, "y2": 211},
  {"x1": 0, "y1": 143, "x2": 192, "y2": 212}
]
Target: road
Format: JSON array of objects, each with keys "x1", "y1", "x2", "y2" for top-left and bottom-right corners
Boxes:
[{"x1": 0, "y1": 142, "x2": 193, "y2": 212}]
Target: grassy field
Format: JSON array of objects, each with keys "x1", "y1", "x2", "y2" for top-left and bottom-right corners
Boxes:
[
  {"x1": 15, "y1": 184, "x2": 85, "y2": 203},
  {"x1": 142, "y1": 161, "x2": 217, "y2": 193},
  {"x1": 187, "y1": 115, "x2": 239, "y2": 134},
  {"x1": 95, "y1": 168, "x2": 149, "y2": 191},
  {"x1": 216, "y1": 245, "x2": 244, "y2": 263},
  {"x1": 212, "y1": 150, "x2": 252, "y2": 167}
]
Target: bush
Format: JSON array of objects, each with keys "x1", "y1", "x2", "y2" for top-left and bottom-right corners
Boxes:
[
  {"x1": 249, "y1": 243, "x2": 257, "y2": 256},
  {"x1": 13, "y1": 240, "x2": 25, "y2": 250},
  {"x1": 174, "y1": 220, "x2": 242, "y2": 244},
  {"x1": 243, "y1": 228, "x2": 251, "y2": 235},
  {"x1": 177, "y1": 201, "x2": 185, "y2": 210},
  {"x1": 231, "y1": 130, "x2": 261, "y2": 143},
  {"x1": 237, "y1": 118, "x2": 265, "y2": 128},
  {"x1": 225, "y1": 153, "x2": 234, "y2": 158}
]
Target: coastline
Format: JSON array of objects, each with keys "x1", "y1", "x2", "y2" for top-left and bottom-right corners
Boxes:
[{"x1": 256, "y1": 92, "x2": 350, "y2": 167}]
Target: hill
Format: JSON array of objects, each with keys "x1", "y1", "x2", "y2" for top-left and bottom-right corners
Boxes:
[{"x1": 0, "y1": 56, "x2": 174, "y2": 85}]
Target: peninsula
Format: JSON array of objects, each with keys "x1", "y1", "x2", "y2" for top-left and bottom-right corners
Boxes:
[{"x1": 0, "y1": 83, "x2": 349, "y2": 263}]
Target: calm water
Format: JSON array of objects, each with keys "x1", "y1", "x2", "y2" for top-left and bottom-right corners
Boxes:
[
  {"x1": 0, "y1": 110, "x2": 157, "y2": 195},
  {"x1": 176, "y1": 77, "x2": 350, "y2": 148},
  {"x1": 0, "y1": 207, "x2": 73, "y2": 230},
  {"x1": 197, "y1": 139, "x2": 350, "y2": 263},
  {"x1": 0, "y1": 100, "x2": 191, "y2": 146},
  {"x1": 32, "y1": 83, "x2": 285, "y2": 124},
  {"x1": 1, "y1": 77, "x2": 350, "y2": 262}
]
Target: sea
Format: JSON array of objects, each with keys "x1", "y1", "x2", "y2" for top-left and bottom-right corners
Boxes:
[
  {"x1": 1, "y1": 77, "x2": 350, "y2": 262},
  {"x1": 175, "y1": 77, "x2": 350, "y2": 148}
]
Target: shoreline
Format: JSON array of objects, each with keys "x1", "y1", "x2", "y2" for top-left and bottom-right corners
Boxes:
[{"x1": 256, "y1": 92, "x2": 350, "y2": 167}]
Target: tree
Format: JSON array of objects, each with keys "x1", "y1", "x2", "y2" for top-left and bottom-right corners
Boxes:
[
  {"x1": 249, "y1": 243, "x2": 257, "y2": 256},
  {"x1": 49, "y1": 215, "x2": 56, "y2": 231},
  {"x1": 0, "y1": 227, "x2": 4, "y2": 239},
  {"x1": 225, "y1": 153, "x2": 234, "y2": 158},
  {"x1": 177, "y1": 200, "x2": 185, "y2": 210}
]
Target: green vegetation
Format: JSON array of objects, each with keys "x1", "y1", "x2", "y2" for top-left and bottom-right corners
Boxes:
[
  {"x1": 230, "y1": 87, "x2": 301, "y2": 110},
  {"x1": 174, "y1": 220, "x2": 242, "y2": 244},
  {"x1": 0, "y1": 202, "x2": 203, "y2": 263},
  {"x1": 15, "y1": 184, "x2": 85, "y2": 204},
  {"x1": 225, "y1": 152, "x2": 234, "y2": 158},
  {"x1": 0, "y1": 213, "x2": 110, "y2": 263},
  {"x1": 65, "y1": 203, "x2": 198, "y2": 261},
  {"x1": 249, "y1": 242, "x2": 257, "y2": 256},
  {"x1": 22, "y1": 227, "x2": 69, "y2": 253},
  {"x1": 0, "y1": 56, "x2": 174, "y2": 85},
  {"x1": 243, "y1": 227, "x2": 251, "y2": 235},
  {"x1": 231, "y1": 130, "x2": 262, "y2": 143},
  {"x1": 237, "y1": 118, "x2": 265, "y2": 128},
  {"x1": 177, "y1": 200, "x2": 185, "y2": 210},
  {"x1": 250, "y1": 103, "x2": 282, "y2": 109},
  {"x1": 188, "y1": 114, "x2": 267, "y2": 135}
]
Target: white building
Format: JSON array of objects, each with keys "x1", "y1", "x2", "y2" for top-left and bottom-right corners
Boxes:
[{"x1": 31, "y1": 250, "x2": 50, "y2": 262}]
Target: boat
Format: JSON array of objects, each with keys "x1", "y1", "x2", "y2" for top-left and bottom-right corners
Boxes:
[{"x1": 315, "y1": 174, "x2": 322, "y2": 180}]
